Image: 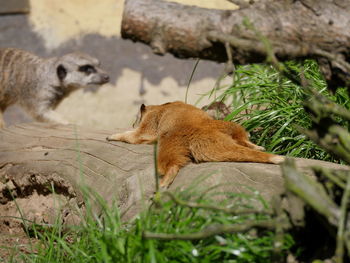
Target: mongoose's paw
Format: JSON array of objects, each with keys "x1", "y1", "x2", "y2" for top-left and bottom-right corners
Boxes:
[
  {"x1": 54, "y1": 119, "x2": 69, "y2": 125},
  {"x1": 159, "y1": 166, "x2": 179, "y2": 188},
  {"x1": 269, "y1": 155, "x2": 285, "y2": 164},
  {"x1": 106, "y1": 132, "x2": 126, "y2": 141},
  {"x1": 106, "y1": 134, "x2": 119, "y2": 141},
  {"x1": 159, "y1": 178, "x2": 171, "y2": 189},
  {"x1": 254, "y1": 145, "x2": 266, "y2": 151},
  {"x1": 160, "y1": 174, "x2": 176, "y2": 189},
  {"x1": 244, "y1": 141, "x2": 266, "y2": 151}
]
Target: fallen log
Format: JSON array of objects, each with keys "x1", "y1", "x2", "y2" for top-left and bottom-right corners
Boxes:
[
  {"x1": 0, "y1": 122, "x2": 348, "y2": 228},
  {"x1": 121, "y1": 0, "x2": 350, "y2": 89}
]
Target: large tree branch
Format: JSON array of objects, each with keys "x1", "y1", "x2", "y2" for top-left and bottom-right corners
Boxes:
[
  {"x1": 1, "y1": 122, "x2": 348, "y2": 226},
  {"x1": 121, "y1": 0, "x2": 350, "y2": 88}
]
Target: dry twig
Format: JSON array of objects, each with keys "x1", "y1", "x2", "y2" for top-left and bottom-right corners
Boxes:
[
  {"x1": 162, "y1": 191, "x2": 272, "y2": 215},
  {"x1": 143, "y1": 219, "x2": 276, "y2": 240},
  {"x1": 335, "y1": 173, "x2": 350, "y2": 263}
]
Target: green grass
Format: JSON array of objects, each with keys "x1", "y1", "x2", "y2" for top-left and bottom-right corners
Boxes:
[
  {"x1": 203, "y1": 60, "x2": 350, "y2": 162},
  {"x1": 12, "y1": 185, "x2": 294, "y2": 263},
  {"x1": 11, "y1": 61, "x2": 343, "y2": 262}
]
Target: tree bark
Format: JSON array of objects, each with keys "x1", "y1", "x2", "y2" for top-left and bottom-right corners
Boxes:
[
  {"x1": 121, "y1": 0, "x2": 350, "y2": 88},
  {"x1": 0, "y1": 0, "x2": 29, "y2": 15},
  {"x1": 0, "y1": 123, "x2": 348, "y2": 226}
]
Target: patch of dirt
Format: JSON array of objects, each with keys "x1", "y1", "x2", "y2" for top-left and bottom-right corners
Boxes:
[
  {"x1": 0, "y1": 220, "x2": 38, "y2": 261},
  {"x1": 0, "y1": 165, "x2": 84, "y2": 261}
]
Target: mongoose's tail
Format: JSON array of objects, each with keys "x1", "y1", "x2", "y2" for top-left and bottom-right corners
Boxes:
[{"x1": 189, "y1": 133, "x2": 284, "y2": 164}]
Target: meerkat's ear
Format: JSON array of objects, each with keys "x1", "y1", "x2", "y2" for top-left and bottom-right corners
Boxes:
[
  {"x1": 57, "y1": 64, "x2": 67, "y2": 80},
  {"x1": 140, "y1": 104, "x2": 146, "y2": 112}
]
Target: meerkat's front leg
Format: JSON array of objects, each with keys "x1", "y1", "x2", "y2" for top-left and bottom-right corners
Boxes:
[
  {"x1": 23, "y1": 100, "x2": 69, "y2": 125},
  {"x1": 37, "y1": 109, "x2": 69, "y2": 125},
  {"x1": 0, "y1": 111, "x2": 4, "y2": 128}
]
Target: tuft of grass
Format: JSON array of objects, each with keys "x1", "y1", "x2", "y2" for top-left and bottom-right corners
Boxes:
[
  {"x1": 204, "y1": 60, "x2": 350, "y2": 162},
  {"x1": 14, "y1": 186, "x2": 294, "y2": 263}
]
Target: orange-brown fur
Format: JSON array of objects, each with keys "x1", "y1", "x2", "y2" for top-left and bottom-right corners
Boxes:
[{"x1": 107, "y1": 101, "x2": 285, "y2": 187}]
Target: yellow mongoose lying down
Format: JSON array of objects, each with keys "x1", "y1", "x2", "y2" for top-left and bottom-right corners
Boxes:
[{"x1": 107, "y1": 101, "x2": 285, "y2": 188}]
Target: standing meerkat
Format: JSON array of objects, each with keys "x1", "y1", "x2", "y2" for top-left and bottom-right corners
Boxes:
[
  {"x1": 107, "y1": 101, "x2": 285, "y2": 188},
  {"x1": 0, "y1": 48, "x2": 110, "y2": 128}
]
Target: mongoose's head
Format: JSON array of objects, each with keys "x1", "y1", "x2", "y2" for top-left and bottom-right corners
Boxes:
[
  {"x1": 132, "y1": 102, "x2": 173, "y2": 128},
  {"x1": 56, "y1": 52, "x2": 109, "y2": 89},
  {"x1": 133, "y1": 104, "x2": 147, "y2": 128}
]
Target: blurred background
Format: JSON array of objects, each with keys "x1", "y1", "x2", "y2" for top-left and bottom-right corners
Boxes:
[{"x1": 0, "y1": 0, "x2": 236, "y2": 129}]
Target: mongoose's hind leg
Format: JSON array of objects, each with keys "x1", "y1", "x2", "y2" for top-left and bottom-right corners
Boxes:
[
  {"x1": 240, "y1": 140, "x2": 266, "y2": 152},
  {"x1": 157, "y1": 134, "x2": 191, "y2": 188},
  {"x1": 106, "y1": 129, "x2": 157, "y2": 144},
  {"x1": 215, "y1": 120, "x2": 265, "y2": 151}
]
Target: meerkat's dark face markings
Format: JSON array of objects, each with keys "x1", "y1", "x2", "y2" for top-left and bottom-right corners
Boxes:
[
  {"x1": 57, "y1": 64, "x2": 67, "y2": 81},
  {"x1": 79, "y1": 64, "x2": 97, "y2": 74},
  {"x1": 56, "y1": 52, "x2": 109, "y2": 89}
]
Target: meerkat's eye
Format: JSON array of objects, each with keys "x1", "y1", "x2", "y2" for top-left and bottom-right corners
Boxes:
[{"x1": 79, "y1": 65, "x2": 96, "y2": 75}]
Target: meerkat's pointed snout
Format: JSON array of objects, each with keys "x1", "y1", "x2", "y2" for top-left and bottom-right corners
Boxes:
[{"x1": 101, "y1": 74, "x2": 110, "y2": 84}]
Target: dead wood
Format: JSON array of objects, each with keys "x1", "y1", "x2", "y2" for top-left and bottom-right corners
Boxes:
[
  {"x1": 0, "y1": 0, "x2": 29, "y2": 15},
  {"x1": 0, "y1": 122, "x2": 349, "y2": 227},
  {"x1": 121, "y1": 0, "x2": 350, "y2": 88}
]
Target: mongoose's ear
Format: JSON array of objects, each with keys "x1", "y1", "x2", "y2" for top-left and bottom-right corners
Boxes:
[
  {"x1": 140, "y1": 104, "x2": 146, "y2": 112},
  {"x1": 57, "y1": 64, "x2": 67, "y2": 81}
]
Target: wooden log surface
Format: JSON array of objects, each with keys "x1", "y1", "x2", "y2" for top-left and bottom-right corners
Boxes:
[
  {"x1": 121, "y1": 0, "x2": 350, "y2": 88},
  {"x1": 0, "y1": 0, "x2": 30, "y2": 14},
  {"x1": 0, "y1": 123, "x2": 348, "y2": 227}
]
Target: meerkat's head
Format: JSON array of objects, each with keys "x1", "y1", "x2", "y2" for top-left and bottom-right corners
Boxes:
[{"x1": 56, "y1": 52, "x2": 109, "y2": 89}]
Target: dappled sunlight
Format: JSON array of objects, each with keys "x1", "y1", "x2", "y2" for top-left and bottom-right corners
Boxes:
[{"x1": 29, "y1": 0, "x2": 122, "y2": 49}]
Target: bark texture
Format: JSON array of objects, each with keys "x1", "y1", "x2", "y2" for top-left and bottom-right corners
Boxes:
[
  {"x1": 122, "y1": 0, "x2": 350, "y2": 88},
  {"x1": 0, "y1": 123, "x2": 348, "y2": 226},
  {"x1": 0, "y1": 0, "x2": 29, "y2": 14}
]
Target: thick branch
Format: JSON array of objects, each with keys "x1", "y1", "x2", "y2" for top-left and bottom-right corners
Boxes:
[
  {"x1": 122, "y1": 0, "x2": 350, "y2": 88},
  {"x1": 282, "y1": 158, "x2": 340, "y2": 227},
  {"x1": 1, "y1": 123, "x2": 348, "y2": 226},
  {"x1": 335, "y1": 173, "x2": 350, "y2": 263}
]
